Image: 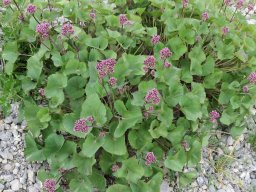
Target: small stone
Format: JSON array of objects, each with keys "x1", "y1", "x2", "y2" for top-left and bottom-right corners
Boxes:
[
  {"x1": 4, "y1": 116, "x2": 13, "y2": 124},
  {"x1": 209, "y1": 185, "x2": 216, "y2": 192},
  {"x1": 10, "y1": 179, "x2": 20, "y2": 191},
  {"x1": 0, "y1": 183, "x2": 4, "y2": 190},
  {"x1": 4, "y1": 164, "x2": 12, "y2": 171},
  {"x1": 202, "y1": 185, "x2": 207, "y2": 189},
  {"x1": 197, "y1": 177, "x2": 205, "y2": 186},
  {"x1": 240, "y1": 172, "x2": 246, "y2": 178},
  {"x1": 13, "y1": 168, "x2": 18, "y2": 174},
  {"x1": 227, "y1": 136, "x2": 234, "y2": 146},
  {"x1": 28, "y1": 170, "x2": 35, "y2": 183},
  {"x1": 217, "y1": 189, "x2": 226, "y2": 192}
]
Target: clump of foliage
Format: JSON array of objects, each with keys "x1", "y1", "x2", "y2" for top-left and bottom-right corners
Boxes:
[{"x1": 1, "y1": 0, "x2": 256, "y2": 191}]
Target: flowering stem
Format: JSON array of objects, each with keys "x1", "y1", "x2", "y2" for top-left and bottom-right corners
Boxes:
[
  {"x1": 47, "y1": 0, "x2": 52, "y2": 12},
  {"x1": 12, "y1": 0, "x2": 23, "y2": 16},
  {"x1": 32, "y1": 15, "x2": 40, "y2": 24},
  {"x1": 230, "y1": 8, "x2": 237, "y2": 22}
]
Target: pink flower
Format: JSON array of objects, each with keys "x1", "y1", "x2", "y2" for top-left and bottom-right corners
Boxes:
[
  {"x1": 247, "y1": 72, "x2": 256, "y2": 83},
  {"x1": 145, "y1": 88, "x2": 161, "y2": 105},
  {"x1": 112, "y1": 164, "x2": 119, "y2": 172},
  {"x1": 224, "y1": 0, "x2": 232, "y2": 6},
  {"x1": 108, "y1": 77, "x2": 117, "y2": 87},
  {"x1": 148, "y1": 106, "x2": 154, "y2": 112},
  {"x1": 143, "y1": 66, "x2": 149, "y2": 73},
  {"x1": 123, "y1": 20, "x2": 134, "y2": 27},
  {"x1": 73, "y1": 116, "x2": 94, "y2": 132},
  {"x1": 43, "y1": 179, "x2": 56, "y2": 192},
  {"x1": 202, "y1": 11, "x2": 209, "y2": 21},
  {"x1": 160, "y1": 47, "x2": 172, "y2": 60},
  {"x1": 39, "y1": 88, "x2": 45, "y2": 96},
  {"x1": 145, "y1": 152, "x2": 157, "y2": 165},
  {"x1": 96, "y1": 58, "x2": 116, "y2": 79},
  {"x1": 143, "y1": 112, "x2": 149, "y2": 119},
  {"x1": 61, "y1": 23, "x2": 74, "y2": 36},
  {"x1": 89, "y1": 10, "x2": 96, "y2": 20},
  {"x1": 151, "y1": 35, "x2": 160, "y2": 45},
  {"x1": 183, "y1": 0, "x2": 189, "y2": 8},
  {"x1": 27, "y1": 4, "x2": 36, "y2": 14},
  {"x1": 3, "y1": 0, "x2": 11, "y2": 6},
  {"x1": 119, "y1": 14, "x2": 128, "y2": 26},
  {"x1": 36, "y1": 22, "x2": 50, "y2": 38},
  {"x1": 243, "y1": 85, "x2": 249, "y2": 93},
  {"x1": 99, "y1": 131, "x2": 106, "y2": 137},
  {"x1": 144, "y1": 56, "x2": 156, "y2": 69},
  {"x1": 248, "y1": 2, "x2": 254, "y2": 12},
  {"x1": 222, "y1": 26, "x2": 230, "y2": 35},
  {"x1": 210, "y1": 110, "x2": 220, "y2": 123},
  {"x1": 164, "y1": 61, "x2": 171, "y2": 68},
  {"x1": 150, "y1": 70, "x2": 155, "y2": 77},
  {"x1": 235, "y1": 0, "x2": 244, "y2": 9}
]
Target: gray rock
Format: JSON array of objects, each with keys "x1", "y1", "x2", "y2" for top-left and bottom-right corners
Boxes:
[
  {"x1": 28, "y1": 170, "x2": 35, "y2": 183},
  {"x1": 209, "y1": 185, "x2": 216, "y2": 192},
  {"x1": 217, "y1": 189, "x2": 226, "y2": 192},
  {"x1": 227, "y1": 136, "x2": 234, "y2": 146},
  {"x1": 10, "y1": 179, "x2": 20, "y2": 191},
  {"x1": 0, "y1": 183, "x2": 4, "y2": 190},
  {"x1": 197, "y1": 177, "x2": 205, "y2": 186}
]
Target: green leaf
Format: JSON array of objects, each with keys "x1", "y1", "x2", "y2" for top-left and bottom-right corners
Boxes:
[
  {"x1": 115, "y1": 158, "x2": 144, "y2": 183},
  {"x1": 2, "y1": 41, "x2": 18, "y2": 75},
  {"x1": 86, "y1": 37, "x2": 108, "y2": 50},
  {"x1": 149, "y1": 120, "x2": 168, "y2": 139},
  {"x1": 231, "y1": 126, "x2": 245, "y2": 138},
  {"x1": 114, "y1": 102, "x2": 142, "y2": 138},
  {"x1": 189, "y1": 46, "x2": 206, "y2": 76},
  {"x1": 81, "y1": 134, "x2": 105, "y2": 157},
  {"x1": 88, "y1": 170, "x2": 106, "y2": 191},
  {"x1": 24, "y1": 133, "x2": 45, "y2": 161},
  {"x1": 106, "y1": 184, "x2": 131, "y2": 192},
  {"x1": 168, "y1": 37, "x2": 187, "y2": 60},
  {"x1": 164, "y1": 149, "x2": 187, "y2": 172},
  {"x1": 102, "y1": 134, "x2": 127, "y2": 155},
  {"x1": 73, "y1": 154, "x2": 96, "y2": 175},
  {"x1": 80, "y1": 93, "x2": 107, "y2": 125},
  {"x1": 203, "y1": 70, "x2": 223, "y2": 89},
  {"x1": 220, "y1": 107, "x2": 238, "y2": 125},
  {"x1": 191, "y1": 83, "x2": 206, "y2": 104},
  {"x1": 36, "y1": 108, "x2": 51, "y2": 123},
  {"x1": 216, "y1": 42, "x2": 235, "y2": 60},
  {"x1": 180, "y1": 93, "x2": 202, "y2": 121},
  {"x1": 51, "y1": 52, "x2": 63, "y2": 67},
  {"x1": 45, "y1": 73, "x2": 68, "y2": 107},
  {"x1": 64, "y1": 60, "x2": 87, "y2": 77},
  {"x1": 43, "y1": 133, "x2": 65, "y2": 158},
  {"x1": 179, "y1": 24, "x2": 196, "y2": 45},
  {"x1": 202, "y1": 56, "x2": 215, "y2": 76},
  {"x1": 69, "y1": 178, "x2": 93, "y2": 192},
  {"x1": 187, "y1": 140, "x2": 202, "y2": 166},
  {"x1": 65, "y1": 76, "x2": 86, "y2": 99}
]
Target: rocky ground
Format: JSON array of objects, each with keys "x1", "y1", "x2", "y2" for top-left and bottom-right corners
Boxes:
[
  {"x1": 160, "y1": 116, "x2": 256, "y2": 192},
  {"x1": 0, "y1": 103, "x2": 42, "y2": 192}
]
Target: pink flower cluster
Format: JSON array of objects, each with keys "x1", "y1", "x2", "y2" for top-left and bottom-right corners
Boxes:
[
  {"x1": 222, "y1": 26, "x2": 229, "y2": 35},
  {"x1": 89, "y1": 10, "x2": 96, "y2": 20},
  {"x1": 160, "y1": 47, "x2": 172, "y2": 60},
  {"x1": 145, "y1": 152, "x2": 157, "y2": 165},
  {"x1": 151, "y1": 35, "x2": 160, "y2": 45},
  {"x1": 210, "y1": 110, "x2": 220, "y2": 123},
  {"x1": 145, "y1": 88, "x2": 161, "y2": 105},
  {"x1": 202, "y1": 11, "x2": 209, "y2": 21},
  {"x1": 39, "y1": 88, "x2": 45, "y2": 96},
  {"x1": 247, "y1": 72, "x2": 256, "y2": 83},
  {"x1": 119, "y1": 14, "x2": 133, "y2": 27},
  {"x1": 99, "y1": 131, "x2": 106, "y2": 137},
  {"x1": 164, "y1": 61, "x2": 171, "y2": 68},
  {"x1": 183, "y1": 0, "x2": 189, "y2": 8},
  {"x1": 144, "y1": 56, "x2": 156, "y2": 70},
  {"x1": 112, "y1": 164, "x2": 119, "y2": 172},
  {"x1": 27, "y1": 4, "x2": 36, "y2": 14},
  {"x1": 36, "y1": 22, "x2": 50, "y2": 38},
  {"x1": 73, "y1": 116, "x2": 94, "y2": 133},
  {"x1": 43, "y1": 179, "x2": 56, "y2": 192},
  {"x1": 61, "y1": 23, "x2": 74, "y2": 36},
  {"x1": 248, "y1": 3, "x2": 254, "y2": 12},
  {"x1": 3, "y1": 0, "x2": 11, "y2": 6},
  {"x1": 243, "y1": 85, "x2": 249, "y2": 93},
  {"x1": 108, "y1": 77, "x2": 117, "y2": 87},
  {"x1": 224, "y1": 0, "x2": 231, "y2": 6},
  {"x1": 235, "y1": 0, "x2": 244, "y2": 9},
  {"x1": 96, "y1": 58, "x2": 116, "y2": 79}
]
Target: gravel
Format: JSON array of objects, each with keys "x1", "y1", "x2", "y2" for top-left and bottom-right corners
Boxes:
[{"x1": 0, "y1": 103, "x2": 42, "y2": 192}]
